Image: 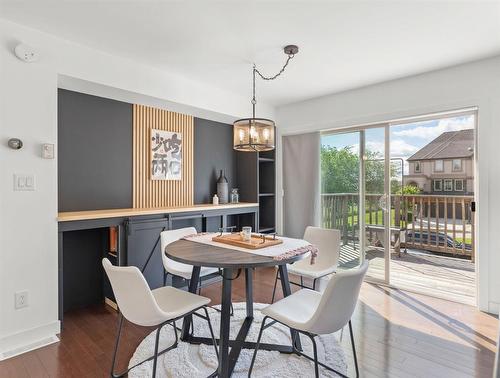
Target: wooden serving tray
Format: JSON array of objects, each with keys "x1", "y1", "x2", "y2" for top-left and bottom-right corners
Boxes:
[{"x1": 212, "y1": 233, "x2": 283, "y2": 249}]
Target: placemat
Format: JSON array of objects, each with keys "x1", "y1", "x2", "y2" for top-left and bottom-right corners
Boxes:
[{"x1": 183, "y1": 233, "x2": 317, "y2": 264}]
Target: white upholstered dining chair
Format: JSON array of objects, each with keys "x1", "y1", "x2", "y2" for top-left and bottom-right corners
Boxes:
[
  {"x1": 161, "y1": 227, "x2": 219, "y2": 289},
  {"x1": 102, "y1": 258, "x2": 218, "y2": 378},
  {"x1": 161, "y1": 227, "x2": 233, "y2": 315},
  {"x1": 250, "y1": 262, "x2": 368, "y2": 378},
  {"x1": 271, "y1": 226, "x2": 341, "y2": 302}
]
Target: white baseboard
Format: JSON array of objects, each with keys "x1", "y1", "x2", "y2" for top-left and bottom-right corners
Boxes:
[{"x1": 0, "y1": 320, "x2": 60, "y2": 361}]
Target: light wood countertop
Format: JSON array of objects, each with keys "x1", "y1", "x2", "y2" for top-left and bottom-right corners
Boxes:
[{"x1": 58, "y1": 203, "x2": 259, "y2": 222}]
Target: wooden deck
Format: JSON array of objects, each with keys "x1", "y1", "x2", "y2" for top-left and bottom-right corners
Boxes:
[{"x1": 339, "y1": 245, "x2": 476, "y2": 306}]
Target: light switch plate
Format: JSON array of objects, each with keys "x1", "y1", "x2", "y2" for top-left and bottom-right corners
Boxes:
[
  {"x1": 14, "y1": 174, "x2": 35, "y2": 191},
  {"x1": 41, "y1": 143, "x2": 55, "y2": 159}
]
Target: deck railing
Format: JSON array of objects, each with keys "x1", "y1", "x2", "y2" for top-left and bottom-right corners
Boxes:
[{"x1": 321, "y1": 193, "x2": 475, "y2": 260}]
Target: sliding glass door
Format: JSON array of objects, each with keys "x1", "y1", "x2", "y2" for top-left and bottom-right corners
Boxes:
[
  {"x1": 321, "y1": 111, "x2": 477, "y2": 301},
  {"x1": 321, "y1": 131, "x2": 362, "y2": 268},
  {"x1": 321, "y1": 126, "x2": 390, "y2": 283}
]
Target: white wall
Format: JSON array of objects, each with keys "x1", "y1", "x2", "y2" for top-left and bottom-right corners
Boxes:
[
  {"x1": 276, "y1": 56, "x2": 500, "y2": 314},
  {"x1": 0, "y1": 18, "x2": 273, "y2": 356}
]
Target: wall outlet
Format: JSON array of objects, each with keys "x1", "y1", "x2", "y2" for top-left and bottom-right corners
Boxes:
[{"x1": 15, "y1": 291, "x2": 29, "y2": 309}]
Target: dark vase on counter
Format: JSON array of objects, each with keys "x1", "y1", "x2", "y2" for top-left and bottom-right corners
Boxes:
[{"x1": 217, "y1": 169, "x2": 229, "y2": 204}]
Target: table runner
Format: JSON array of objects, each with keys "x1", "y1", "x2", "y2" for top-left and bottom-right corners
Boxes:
[{"x1": 183, "y1": 233, "x2": 317, "y2": 264}]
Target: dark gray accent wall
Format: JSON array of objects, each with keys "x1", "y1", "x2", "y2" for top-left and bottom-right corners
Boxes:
[
  {"x1": 58, "y1": 89, "x2": 133, "y2": 211},
  {"x1": 58, "y1": 91, "x2": 235, "y2": 211},
  {"x1": 194, "y1": 118, "x2": 237, "y2": 204}
]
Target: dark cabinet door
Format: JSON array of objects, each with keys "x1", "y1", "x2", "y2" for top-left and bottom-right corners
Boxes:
[{"x1": 126, "y1": 217, "x2": 169, "y2": 290}]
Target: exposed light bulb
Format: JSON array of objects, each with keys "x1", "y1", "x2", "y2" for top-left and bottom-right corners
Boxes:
[
  {"x1": 263, "y1": 128, "x2": 270, "y2": 141},
  {"x1": 239, "y1": 129, "x2": 245, "y2": 142},
  {"x1": 250, "y1": 126, "x2": 257, "y2": 139}
]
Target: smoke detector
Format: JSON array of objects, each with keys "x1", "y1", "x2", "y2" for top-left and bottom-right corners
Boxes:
[{"x1": 14, "y1": 43, "x2": 40, "y2": 63}]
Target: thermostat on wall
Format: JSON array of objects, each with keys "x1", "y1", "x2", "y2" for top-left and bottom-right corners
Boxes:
[{"x1": 41, "y1": 143, "x2": 55, "y2": 159}]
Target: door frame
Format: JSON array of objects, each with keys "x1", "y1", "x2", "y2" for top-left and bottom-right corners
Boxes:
[{"x1": 321, "y1": 109, "x2": 478, "y2": 299}]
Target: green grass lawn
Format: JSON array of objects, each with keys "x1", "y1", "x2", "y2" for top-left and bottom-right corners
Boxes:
[{"x1": 344, "y1": 209, "x2": 397, "y2": 227}]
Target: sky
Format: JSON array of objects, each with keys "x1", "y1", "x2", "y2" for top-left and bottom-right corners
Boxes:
[{"x1": 321, "y1": 114, "x2": 475, "y2": 174}]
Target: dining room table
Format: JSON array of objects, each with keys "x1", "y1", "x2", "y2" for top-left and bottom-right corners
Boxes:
[{"x1": 165, "y1": 232, "x2": 316, "y2": 377}]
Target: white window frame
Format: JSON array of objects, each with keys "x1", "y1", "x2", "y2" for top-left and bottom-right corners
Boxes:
[
  {"x1": 414, "y1": 161, "x2": 421, "y2": 173},
  {"x1": 444, "y1": 179, "x2": 453, "y2": 191},
  {"x1": 433, "y1": 179, "x2": 443, "y2": 191},
  {"x1": 452, "y1": 159, "x2": 462, "y2": 172},
  {"x1": 434, "y1": 160, "x2": 444, "y2": 172},
  {"x1": 455, "y1": 179, "x2": 464, "y2": 191}
]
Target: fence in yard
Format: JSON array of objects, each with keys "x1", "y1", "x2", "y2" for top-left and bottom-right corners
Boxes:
[{"x1": 321, "y1": 193, "x2": 475, "y2": 260}]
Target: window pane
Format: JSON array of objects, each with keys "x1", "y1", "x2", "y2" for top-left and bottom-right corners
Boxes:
[
  {"x1": 444, "y1": 179, "x2": 453, "y2": 191},
  {"x1": 453, "y1": 159, "x2": 462, "y2": 171},
  {"x1": 435, "y1": 160, "x2": 443, "y2": 171},
  {"x1": 455, "y1": 179, "x2": 464, "y2": 191},
  {"x1": 434, "y1": 180, "x2": 442, "y2": 191}
]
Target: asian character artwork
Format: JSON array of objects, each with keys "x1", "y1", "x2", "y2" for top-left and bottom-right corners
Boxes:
[{"x1": 150, "y1": 129, "x2": 182, "y2": 180}]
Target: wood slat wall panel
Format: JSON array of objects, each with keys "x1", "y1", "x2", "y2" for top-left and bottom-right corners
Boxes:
[{"x1": 133, "y1": 104, "x2": 194, "y2": 208}]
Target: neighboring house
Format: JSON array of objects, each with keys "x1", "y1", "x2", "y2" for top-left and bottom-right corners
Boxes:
[{"x1": 404, "y1": 129, "x2": 474, "y2": 195}]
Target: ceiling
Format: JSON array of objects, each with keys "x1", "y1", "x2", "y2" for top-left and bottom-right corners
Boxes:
[{"x1": 1, "y1": 1, "x2": 500, "y2": 107}]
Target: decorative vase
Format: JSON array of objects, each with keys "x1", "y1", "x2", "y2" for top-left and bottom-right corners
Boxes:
[{"x1": 217, "y1": 169, "x2": 228, "y2": 204}]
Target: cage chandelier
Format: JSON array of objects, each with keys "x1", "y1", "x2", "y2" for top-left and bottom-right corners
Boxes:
[{"x1": 233, "y1": 45, "x2": 299, "y2": 152}]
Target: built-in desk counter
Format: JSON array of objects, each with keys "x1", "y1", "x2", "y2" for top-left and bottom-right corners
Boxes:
[
  {"x1": 58, "y1": 202, "x2": 259, "y2": 222},
  {"x1": 58, "y1": 203, "x2": 259, "y2": 322}
]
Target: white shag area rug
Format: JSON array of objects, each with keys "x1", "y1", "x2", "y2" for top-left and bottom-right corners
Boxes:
[{"x1": 129, "y1": 302, "x2": 347, "y2": 377}]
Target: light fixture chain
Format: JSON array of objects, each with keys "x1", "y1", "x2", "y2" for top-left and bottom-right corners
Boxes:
[
  {"x1": 254, "y1": 53, "x2": 295, "y2": 81},
  {"x1": 251, "y1": 53, "x2": 295, "y2": 113}
]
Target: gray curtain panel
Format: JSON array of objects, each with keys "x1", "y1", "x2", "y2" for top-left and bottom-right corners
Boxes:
[{"x1": 283, "y1": 132, "x2": 321, "y2": 238}]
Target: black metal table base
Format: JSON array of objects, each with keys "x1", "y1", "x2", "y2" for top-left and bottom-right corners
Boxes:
[{"x1": 182, "y1": 266, "x2": 300, "y2": 377}]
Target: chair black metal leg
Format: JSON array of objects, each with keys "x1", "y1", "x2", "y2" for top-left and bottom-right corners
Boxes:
[
  {"x1": 271, "y1": 269, "x2": 279, "y2": 303},
  {"x1": 349, "y1": 320, "x2": 359, "y2": 378},
  {"x1": 110, "y1": 314, "x2": 124, "y2": 378},
  {"x1": 151, "y1": 324, "x2": 163, "y2": 378},
  {"x1": 172, "y1": 320, "x2": 179, "y2": 344},
  {"x1": 248, "y1": 316, "x2": 269, "y2": 377},
  {"x1": 307, "y1": 334, "x2": 320, "y2": 378},
  {"x1": 204, "y1": 307, "x2": 219, "y2": 361},
  {"x1": 110, "y1": 318, "x2": 180, "y2": 378}
]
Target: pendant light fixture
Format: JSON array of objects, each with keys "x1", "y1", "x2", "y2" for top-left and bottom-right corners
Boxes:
[{"x1": 233, "y1": 45, "x2": 299, "y2": 152}]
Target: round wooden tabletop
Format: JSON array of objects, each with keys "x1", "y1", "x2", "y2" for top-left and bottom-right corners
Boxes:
[{"x1": 165, "y1": 239, "x2": 307, "y2": 269}]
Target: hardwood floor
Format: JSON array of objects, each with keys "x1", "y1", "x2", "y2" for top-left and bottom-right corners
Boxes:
[{"x1": 0, "y1": 267, "x2": 497, "y2": 377}]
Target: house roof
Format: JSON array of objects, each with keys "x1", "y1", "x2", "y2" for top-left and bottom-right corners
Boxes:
[{"x1": 407, "y1": 129, "x2": 474, "y2": 161}]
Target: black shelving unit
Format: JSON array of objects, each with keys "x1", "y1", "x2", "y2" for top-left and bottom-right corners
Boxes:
[{"x1": 236, "y1": 149, "x2": 276, "y2": 233}]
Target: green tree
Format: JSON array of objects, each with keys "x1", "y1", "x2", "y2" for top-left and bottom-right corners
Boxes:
[
  {"x1": 321, "y1": 146, "x2": 359, "y2": 194},
  {"x1": 321, "y1": 146, "x2": 399, "y2": 194}
]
